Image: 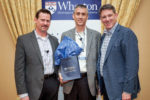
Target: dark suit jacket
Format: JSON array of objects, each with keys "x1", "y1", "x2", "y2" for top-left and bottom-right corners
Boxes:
[
  {"x1": 15, "y1": 31, "x2": 59, "y2": 100},
  {"x1": 61, "y1": 27, "x2": 101, "y2": 96},
  {"x1": 97, "y1": 24, "x2": 140, "y2": 100}
]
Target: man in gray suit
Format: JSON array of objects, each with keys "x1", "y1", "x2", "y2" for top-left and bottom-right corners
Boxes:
[
  {"x1": 15, "y1": 9, "x2": 60, "y2": 100},
  {"x1": 59, "y1": 4, "x2": 101, "y2": 100},
  {"x1": 97, "y1": 4, "x2": 140, "y2": 100}
]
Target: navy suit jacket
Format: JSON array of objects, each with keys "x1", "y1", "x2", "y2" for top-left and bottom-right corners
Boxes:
[{"x1": 97, "y1": 24, "x2": 140, "y2": 100}]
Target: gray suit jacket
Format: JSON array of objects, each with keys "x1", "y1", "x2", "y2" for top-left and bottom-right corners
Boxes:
[
  {"x1": 15, "y1": 31, "x2": 59, "y2": 100},
  {"x1": 61, "y1": 27, "x2": 101, "y2": 96}
]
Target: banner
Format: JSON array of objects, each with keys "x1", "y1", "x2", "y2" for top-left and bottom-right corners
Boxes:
[
  {"x1": 42, "y1": 0, "x2": 101, "y2": 20},
  {"x1": 42, "y1": 0, "x2": 101, "y2": 41}
]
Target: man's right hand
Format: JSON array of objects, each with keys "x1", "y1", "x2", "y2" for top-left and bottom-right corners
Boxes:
[{"x1": 20, "y1": 96, "x2": 29, "y2": 100}]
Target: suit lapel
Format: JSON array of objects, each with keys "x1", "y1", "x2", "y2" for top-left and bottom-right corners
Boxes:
[
  {"x1": 48, "y1": 35, "x2": 55, "y2": 54},
  {"x1": 99, "y1": 33, "x2": 106, "y2": 57},
  {"x1": 69, "y1": 28, "x2": 76, "y2": 40},
  {"x1": 30, "y1": 31, "x2": 44, "y2": 66},
  {"x1": 100, "y1": 34, "x2": 106, "y2": 49},
  {"x1": 86, "y1": 28, "x2": 93, "y2": 57},
  {"x1": 48, "y1": 35, "x2": 56, "y2": 67},
  {"x1": 104, "y1": 25, "x2": 121, "y2": 62}
]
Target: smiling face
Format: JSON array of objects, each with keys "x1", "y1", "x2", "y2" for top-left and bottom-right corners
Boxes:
[
  {"x1": 34, "y1": 12, "x2": 51, "y2": 34},
  {"x1": 100, "y1": 9, "x2": 118, "y2": 30},
  {"x1": 73, "y1": 7, "x2": 88, "y2": 27}
]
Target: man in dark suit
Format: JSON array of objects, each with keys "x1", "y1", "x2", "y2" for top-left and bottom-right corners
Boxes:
[
  {"x1": 59, "y1": 4, "x2": 101, "y2": 100},
  {"x1": 15, "y1": 9, "x2": 60, "y2": 100},
  {"x1": 97, "y1": 4, "x2": 140, "y2": 100}
]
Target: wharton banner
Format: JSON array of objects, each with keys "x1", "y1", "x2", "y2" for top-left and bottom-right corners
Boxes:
[{"x1": 42, "y1": 0, "x2": 101, "y2": 20}]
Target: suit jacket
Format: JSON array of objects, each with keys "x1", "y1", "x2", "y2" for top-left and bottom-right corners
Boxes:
[
  {"x1": 61, "y1": 27, "x2": 101, "y2": 96},
  {"x1": 15, "y1": 31, "x2": 59, "y2": 100},
  {"x1": 97, "y1": 24, "x2": 140, "y2": 100}
]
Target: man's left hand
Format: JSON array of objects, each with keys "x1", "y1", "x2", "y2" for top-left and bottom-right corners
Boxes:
[{"x1": 122, "y1": 92, "x2": 131, "y2": 100}]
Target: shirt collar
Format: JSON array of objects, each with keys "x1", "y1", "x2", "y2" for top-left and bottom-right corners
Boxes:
[
  {"x1": 104, "y1": 22, "x2": 118, "y2": 35},
  {"x1": 34, "y1": 30, "x2": 49, "y2": 40},
  {"x1": 75, "y1": 27, "x2": 87, "y2": 35}
]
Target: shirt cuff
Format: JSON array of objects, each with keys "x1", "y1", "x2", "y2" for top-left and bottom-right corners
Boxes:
[
  {"x1": 123, "y1": 91, "x2": 131, "y2": 95},
  {"x1": 19, "y1": 93, "x2": 28, "y2": 99}
]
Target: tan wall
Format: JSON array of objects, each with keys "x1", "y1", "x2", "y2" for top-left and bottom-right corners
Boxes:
[
  {"x1": 0, "y1": 6, "x2": 17, "y2": 100},
  {"x1": 0, "y1": 0, "x2": 150, "y2": 100},
  {"x1": 130, "y1": 0, "x2": 150, "y2": 99}
]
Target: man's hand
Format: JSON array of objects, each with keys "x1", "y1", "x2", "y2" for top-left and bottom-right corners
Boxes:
[
  {"x1": 20, "y1": 96, "x2": 29, "y2": 100},
  {"x1": 97, "y1": 88, "x2": 101, "y2": 95},
  {"x1": 58, "y1": 74, "x2": 64, "y2": 85},
  {"x1": 96, "y1": 88, "x2": 101, "y2": 98},
  {"x1": 122, "y1": 92, "x2": 131, "y2": 100},
  {"x1": 58, "y1": 74, "x2": 71, "y2": 85}
]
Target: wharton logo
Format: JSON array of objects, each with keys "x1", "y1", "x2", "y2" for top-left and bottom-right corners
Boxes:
[
  {"x1": 45, "y1": 2, "x2": 57, "y2": 14},
  {"x1": 42, "y1": 0, "x2": 101, "y2": 20}
]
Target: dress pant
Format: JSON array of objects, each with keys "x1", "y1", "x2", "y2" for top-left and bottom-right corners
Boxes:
[
  {"x1": 39, "y1": 74, "x2": 60, "y2": 100},
  {"x1": 101, "y1": 77, "x2": 109, "y2": 100},
  {"x1": 64, "y1": 73, "x2": 96, "y2": 100}
]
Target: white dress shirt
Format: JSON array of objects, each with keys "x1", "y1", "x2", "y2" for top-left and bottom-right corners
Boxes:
[
  {"x1": 75, "y1": 28, "x2": 87, "y2": 73},
  {"x1": 35, "y1": 30, "x2": 54, "y2": 75}
]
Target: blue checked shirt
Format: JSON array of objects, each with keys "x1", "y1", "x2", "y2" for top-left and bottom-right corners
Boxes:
[{"x1": 100, "y1": 22, "x2": 118, "y2": 76}]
